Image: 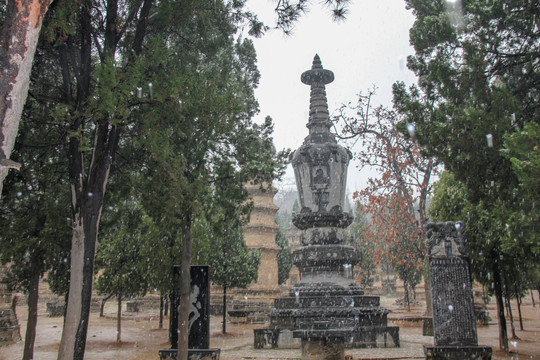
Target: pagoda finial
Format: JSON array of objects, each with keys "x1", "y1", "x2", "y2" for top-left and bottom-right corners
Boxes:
[
  {"x1": 300, "y1": 55, "x2": 334, "y2": 143},
  {"x1": 301, "y1": 54, "x2": 334, "y2": 85}
]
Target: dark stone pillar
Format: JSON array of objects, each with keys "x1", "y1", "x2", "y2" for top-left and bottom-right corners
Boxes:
[
  {"x1": 188, "y1": 265, "x2": 209, "y2": 349},
  {"x1": 170, "y1": 265, "x2": 180, "y2": 349},
  {"x1": 168, "y1": 265, "x2": 211, "y2": 350}
]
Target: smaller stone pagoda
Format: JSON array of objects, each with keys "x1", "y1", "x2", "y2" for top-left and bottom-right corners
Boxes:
[{"x1": 227, "y1": 182, "x2": 281, "y2": 323}]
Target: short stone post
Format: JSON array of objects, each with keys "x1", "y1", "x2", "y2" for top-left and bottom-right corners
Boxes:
[{"x1": 424, "y1": 221, "x2": 492, "y2": 360}]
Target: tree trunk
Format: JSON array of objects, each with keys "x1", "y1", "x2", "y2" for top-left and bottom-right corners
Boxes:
[
  {"x1": 58, "y1": 128, "x2": 120, "y2": 360},
  {"x1": 404, "y1": 280, "x2": 411, "y2": 312},
  {"x1": 22, "y1": 270, "x2": 40, "y2": 360},
  {"x1": 505, "y1": 295, "x2": 517, "y2": 340},
  {"x1": 531, "y1": 290, "x2": 535, "y2": 307},
  {"x1": 56, "y1": 0, "x2": 151, "y2": 357},
  {"x1": 423, "y1": 272, "x2": 434, "y2": 336},
  {"x1": 492, "y1": 255, "x2": 508, "y2": 352},
  {"x1": 222, "y1": 286, "x2": 227, "y2": 334},
  {"x1": 0, "y1": 0, "x2": 51, "y2": 197},
  {"x1": 159, "y1": 294, "x2": 164, "y2": 329},
  {"x1": 516, "y1": 297, "x2": 523, "y2": 331},
  {"x1": 177, "y1": 214, "x2": 193, "y2": 360},
  {"x1": 100, "y1": 294, "x2": 113, "y2": 317},
  {"x1": 58, "y1": 200, "x2": 103, "y2": 360},
  {"x1": 117, "y1": 292, "x2": 122, "y2": 343}
]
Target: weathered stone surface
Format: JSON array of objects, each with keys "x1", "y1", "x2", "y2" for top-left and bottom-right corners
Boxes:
[
  {"x1": 301, "y1": 227, "x2": 350, "y2": 245},
  {"x1": 292, "y1": 244, "x2": 359, "y2": 272},
  {"x1": 0, "y1": 265, "x2": 19, "y2": 345},
  {"x1": 290, "y1": 55, "x2": 352, "y2": 220},
  {"x1": 301, "y1": 338, "x2": 344, "y2": 360},
  {"x1": 0, "y1": 308, "x2": 19, "y2": 345},
  {"x1": 292, "y1": 205, "x2": 353, "y2": 230},
  {"x1": 424, "y1": 345, "x2": 492, "y2": 360},
  {"x1": 430, "y1": 256, "x2": 477, "y2": 346},
  {"x1": 47, "y1": 301, "x2": 66, "y2": 317}
]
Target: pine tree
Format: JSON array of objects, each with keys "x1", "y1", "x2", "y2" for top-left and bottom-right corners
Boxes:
[{"x1": 394, "y1": 0, "x2": 540, "y2": 350}]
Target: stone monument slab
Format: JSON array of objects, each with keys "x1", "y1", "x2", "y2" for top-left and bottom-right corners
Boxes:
[
  {"x1": 165, "y1": 265, "x2": 212, "y2": 355},
  {"x1": 425, "y1": 221, "x2": 491, "y2": 360}
]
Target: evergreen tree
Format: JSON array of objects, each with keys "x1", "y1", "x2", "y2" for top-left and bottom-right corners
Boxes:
[
  {"x1": 207, "y1": 223, "x2": 260, "y2": 334},
  {"x1": 348, "y1": 205, "x2": 375, "y2": 288},
  {"x1": 23, "y1": 2, "x2": 268, "y2": 358},
  {"x1": 275, "y1": 229, "x2": 292, "y2": 285},
  {"x1": 0, "y1": 96, "x2": 71, "y2": 360},
  {"x1": 94, "y1": 199, "x2": 152, "y2": 343},
  {"x1": 393, "y1": 0, "x2": 539, "y2": 350}
]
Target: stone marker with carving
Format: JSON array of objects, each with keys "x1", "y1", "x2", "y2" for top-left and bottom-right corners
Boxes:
[{"x1": 424, "y1": 221, "x2": 492, "y2": 360}]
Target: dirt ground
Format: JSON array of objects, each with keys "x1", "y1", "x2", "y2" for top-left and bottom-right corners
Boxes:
[{"x1": 1, "y1": 294, "x2": 539, "y2": 360}]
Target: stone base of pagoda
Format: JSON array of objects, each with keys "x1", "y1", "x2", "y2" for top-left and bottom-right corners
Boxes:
[{"x1": 300, "y1": 336, "x2": 345, "y2": 360}]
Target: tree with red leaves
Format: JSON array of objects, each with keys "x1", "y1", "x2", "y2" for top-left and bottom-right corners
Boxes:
[{"x1": 335, "y1": 88, "x2": 439, "y2": 312}]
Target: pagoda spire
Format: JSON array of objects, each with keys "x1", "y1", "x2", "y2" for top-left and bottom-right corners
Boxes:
[{"x1": 300, "y1": 54, "x2": 335, "y2": 144}]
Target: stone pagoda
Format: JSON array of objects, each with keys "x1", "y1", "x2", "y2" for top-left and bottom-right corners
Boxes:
[
  {"x1": 226, "y1": 182, "x2": 281, "y2": 323},
  {"x1": 264, "y1": 55, "x2": 399, "y2": 358}
]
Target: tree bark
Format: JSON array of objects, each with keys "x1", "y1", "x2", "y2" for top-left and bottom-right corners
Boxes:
[
  {"x1": 22, "y1": 269, "x2": 40, "y2": 360},
  {"x1": 58, "y1": 193, "x2": 107, "y2": 360},
  {"x1": 492, "y1": 254, "x2": 509, "y2": 352},
  {"x1": 222, "y1": 286, "x2": 227, "y2": 334},
  {"x1": 505, "y1": 294, "x2": 517, "y2": 339},
  {"x1": 0, "y1": 0, "x2": 51, "y2": 197},
  {"x1": 516, "y1": 297, "x2": 523, "y2": 331},
  {"x1": 56, "y1": 0, "x2": 150, "y2": 358},
  {"x1": 117, "y1": 292, "x2": 122, "y2": 343},
  {"x1": 100, "y1": 294, "x2": 113, "y2": 317},
  {"x1": 422, "y1": 272, "x2": 434, "y2": 336},
  {"x1": 159, "y1": 294, "x2": 164, "y2": 329},
  {"x1": 177, "y1": 214, "x2": 193, "y2": 360},
  {"x1": 502, "y1": 272, "x2": 518, "y2": 340},
  {"x1": 404, "y1": 280, "x2": 411, "y2": 312}
]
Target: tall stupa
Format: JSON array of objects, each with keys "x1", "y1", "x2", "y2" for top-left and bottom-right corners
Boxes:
[{"x1": 266, "y1": 55, "x2": 399, "y2": 357}]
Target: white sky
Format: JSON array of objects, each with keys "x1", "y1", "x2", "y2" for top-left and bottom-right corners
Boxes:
[{"x1": 245, "y1": 0, "x2": 418, "y2": 194}]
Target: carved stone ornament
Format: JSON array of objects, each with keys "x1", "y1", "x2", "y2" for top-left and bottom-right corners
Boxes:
[
  {"x1": 291, "y1": 54, "x2": 353, "y2": 227},
  {"x1": 426, "y1": 221, "x2": 467, "y2": 257}
]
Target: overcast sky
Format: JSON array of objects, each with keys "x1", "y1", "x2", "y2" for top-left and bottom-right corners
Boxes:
[{"x1": 245, "y1": 0, "x2": 419, "y2": 194}]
